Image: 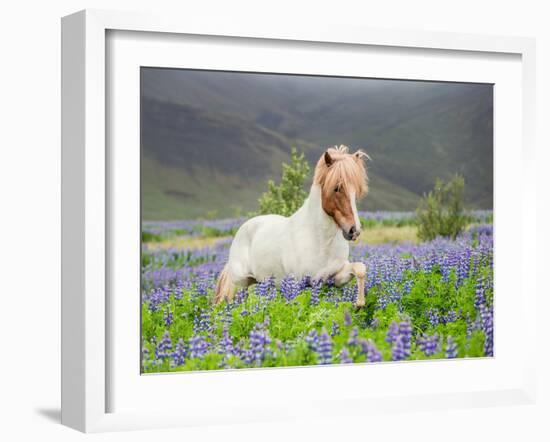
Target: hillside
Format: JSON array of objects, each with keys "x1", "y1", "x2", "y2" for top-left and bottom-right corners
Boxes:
[{"x1": 141, "y1": 68, "x2": 493, "y2": 220}]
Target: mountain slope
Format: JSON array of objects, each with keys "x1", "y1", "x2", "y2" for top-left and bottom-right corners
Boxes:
[{"x1": 141, "y1": 68, "x2": 493, "y2": 220}]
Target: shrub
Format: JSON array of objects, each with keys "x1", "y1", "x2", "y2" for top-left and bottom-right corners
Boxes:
[
  {"x1": 258, "y1": 147, "x2": 310, "y2": 217},
  {"x1": 416, "y1": 174, "x2": 467, "y2": 241}
]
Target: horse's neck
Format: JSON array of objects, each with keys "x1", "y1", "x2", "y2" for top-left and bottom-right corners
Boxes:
[{"x1": 292, "y1": 185, "x2": 340, "y2": 241}]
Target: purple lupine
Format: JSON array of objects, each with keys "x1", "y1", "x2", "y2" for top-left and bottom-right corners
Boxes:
[
  {"x1": 141, "y1": 345, "x2": 150, "y2": 366},
  {"x1": 342, "y1": 286, "x2": 357, "y2": 303},
  {"x1": 249, "y1": 322, "x2": 271, "y2": 366},
  {"x1": 171, "y1": 338, "x2": 186, "y2": 367},
  {"x1": 193, "y1": 274, "x2": 210, "y2": 299},
  {"x1": 233, "y1": 288, "x2": 247, "y2": 305},
  {"x1": 446, "y1": 336, "x2": 458, "y2": 359},
  {"x1": 155, "y1": 330, "x2": 172, "y2": 360},
  {"x1": 164, "y1": 308, "x2": 174, "y2": 327},
  {"x1": 403, "y1": 280, "x2": 413, "y2": 296},
  {"x1": 386, "y1": 321, "x2": 399, "y2": 344},
  {"x1": 344, "y1": 310, "x2": 352, "y2": 327},
  {"x1": 331, "y1": 321, "x2": 340, "y2": 337},
  {"x1": 475, "y1": 277, "x2": 485, "y2": 309},
  {"x1": 220, "y1": 304, "x2": 233, "y2": 325},
  {"x1": 418, "y1": 333, "x2": 440, "y2": 356},
  {"x1": 391, "y1": 335, "x2": 407, "y2": 361},
  {"x1": 386, "y1": 317, "x2": 412, "y2": 360},
  {"x1": 347, "y1": 327, "x2": 359, "y2": 347},
  {"x1": 310, "y1": 279, "x2": 322, "y2": 306},
  {"x1": 366, "y1": 340, "x2": 382, "y2": 363},
  {"x1": 427, "y1": 308, "x2": 439, "y2": 327},
  {"x1": 147, "y1": 286, "x2": 171, "y2": 312},
  {"x1": 317, "y1": 328, "x2": 333, "y2": 365},
  {"x1": 255, "y1": 278, "x2": 274, "y2": 299},
  {"x1": 480, "y1": 304, "x2": 494, "y2": 356},
  {"x1": 339, "y1": 347, "x2": 353, "y2": 363},
  {"x1": 298, "y1": 275, "x2": 311, "y2": 291},
  {"x1": 305, "y1": 329, "x2": 319, "y2": 352},
  {"x1": 218, "y1": 325, "x2": 234, "y2": 358},
  {"x1": 189, "y1": 335, "x2": 209, "y2": 359},
  {"x1": 193, "y1": 308, "x2": 211, "y2": 333},
  {"x1": 281, "y1": 275, "x2": 299, "y2": 302},
  {"x1": 442, "y1": 310, "x2": 457, "y2": 324},
  {"x1": 399, "y1": 316, "x2": 412, "y2": 343}
]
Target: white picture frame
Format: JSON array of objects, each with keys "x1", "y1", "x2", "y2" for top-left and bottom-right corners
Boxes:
[{"x1": 61, "y1": 9, "x2": 537, "y2": 433}]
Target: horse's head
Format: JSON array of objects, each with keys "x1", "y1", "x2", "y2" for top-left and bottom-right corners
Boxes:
[{"x1": 314, "y1": 145, "x2": 369, "y2": 241}]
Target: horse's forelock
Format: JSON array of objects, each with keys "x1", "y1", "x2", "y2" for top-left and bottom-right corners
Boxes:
[{"x1": 314, "y1": 145, "x2": 368, "y2": 197}]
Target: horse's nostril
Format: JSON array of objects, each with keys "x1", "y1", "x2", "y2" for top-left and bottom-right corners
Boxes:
[{"x1": 349, "y1": 226, "x2": 356, "y2": 236}]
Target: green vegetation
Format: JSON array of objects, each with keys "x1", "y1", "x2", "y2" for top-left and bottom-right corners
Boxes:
[
  {"x1": 258, "y1": 148, "x2": 310, "y2": 217},
  {"x1": 416, "y1": 175, "x2": 468, "y2": 241}
]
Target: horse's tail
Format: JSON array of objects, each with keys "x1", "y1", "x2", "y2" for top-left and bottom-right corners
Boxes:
[{"x1": 213, "y1": 264, "x2": 234, "y2": 305}]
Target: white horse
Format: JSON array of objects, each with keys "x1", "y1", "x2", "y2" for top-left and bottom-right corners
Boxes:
[{"x1": 214, "y1": 145, "x2": 369, "y2": 308}]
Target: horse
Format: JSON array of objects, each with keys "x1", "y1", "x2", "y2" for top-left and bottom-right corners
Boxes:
[{"x1": 213, "y1": 145, "x2": 369, "y2": 308}]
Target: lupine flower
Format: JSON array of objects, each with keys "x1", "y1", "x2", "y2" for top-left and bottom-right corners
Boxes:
[
  {"x1": 189, "y1": 335, "x2": 209, "y2": 359},
  {"x1": 171, "y1": 338, "x2": 186, "y2": 367},
  {"x1": 247, "y1": 322, "x2": 272, "y2": 366},
  {"x1": 442, "y1": 310, "x2": 457, "y2": 324},
  {"x1": 305, "y1": 329, "x2": 319, "y2": 352},
  {"x1": 347, "y1": 327, "x2": 359, "y2": 347},
  {"x1": 386, "y1": 317, "x2": 412, "y2": 360},
  {"x1": 366, "y1": 340, "x2": 382, "y2": 363},
  {"x1": 475, "y1": 277, "x2": 485, "y2": 309},
  {"x1": 317, "y1": 328, "x2": 333, "y2": 364},
  {"x1": 164, "y1": 308, "x2": 174, "y2": 327},
  {"x1": 193, "y1": 307, "x2": 212, "y2": 333},
  {"x1": 339, "y1": 347, "x2": 353, "y2": 363},
  {"x1": 427, "y1": 308, "x2": 439, "y2": 327},
  {"x1": 418, "y1": 333, "x2": 440, "y2": 356},
  {"x1": 141, "y1": 345, "x2": 150, "y2": 365},
  {"x1": 218, "y1": 326, "x2": 234, "y2": 358},
  {"x1": 310, "y1": 279, "x2": 322, "y2": 306},
  {"x1": 399, "y1": 316, "x2": 412, "y2": 343},
  {"x1": 298, "y1": 275, "x2": 311, "y2": 291},
  {"x1": 344, "y1": 310, "x2": 352, "y2": 326},
  {"x1": 255, "y1": 277, "x2": 276, "y2": 299},
  {"x1": 331, "y1": 321, "x2": 340, "y2": 337},
  {"x1": 234, "y1": 288, "x2": 247, "y2": 305},
  {"x1": 155, "y1": 330, "x2": 172, "y2": 360},
  {"x1": 392, "y1": 335, "x2": 407, "y2": 361},
  {"x1": 281, "y1": 275, "x2": 299, "y2": 302},
  {"x1": 446, "y1": 336, "x2": 458, "y2": 358},
  {"x1": 386, "y1": 321, "x2": 399, "y2": 344},
  {"x1": 480, "y1": 304, "x2": 493, "y2": 356}
]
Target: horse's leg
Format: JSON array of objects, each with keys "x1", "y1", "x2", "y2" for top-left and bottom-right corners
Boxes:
[{"x1": 333, "y1": 261, "x2": 367, "y2": 308}]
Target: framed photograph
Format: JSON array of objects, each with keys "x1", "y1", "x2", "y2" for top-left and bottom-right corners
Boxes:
[{"x1": 61, "y1": 9, "x2": 537, "y2": 432}]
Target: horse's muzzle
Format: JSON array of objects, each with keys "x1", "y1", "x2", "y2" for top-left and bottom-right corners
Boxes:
[{"x1": 343, "y1": 225, "x2": 360, "y2": 241}]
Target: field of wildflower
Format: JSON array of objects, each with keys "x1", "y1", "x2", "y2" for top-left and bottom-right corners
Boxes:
[{"x1": 141, "y1": 211, "x2": 493, "y2": 373}]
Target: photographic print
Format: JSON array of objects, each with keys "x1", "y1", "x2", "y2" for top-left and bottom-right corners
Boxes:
[{"x1": 140, "y1": 68, "x2": 493, "y2": 373}]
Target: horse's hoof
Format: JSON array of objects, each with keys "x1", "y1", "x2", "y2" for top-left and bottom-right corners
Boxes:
[{"x1": 354, "y1": 302, "x2": 365, "y2": 310}]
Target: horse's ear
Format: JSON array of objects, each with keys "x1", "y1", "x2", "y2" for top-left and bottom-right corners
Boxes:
[
  {"x1": 354, "y1": 150, "x2": 370, "y2": 162},
  {"x1": 324, "y1": 151, "x2": 334, "y2": 167}
]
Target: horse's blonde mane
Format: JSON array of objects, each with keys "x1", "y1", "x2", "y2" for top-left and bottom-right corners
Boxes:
[{"x1": 313, "y1": 145, "x2": 369, "y2": 197}]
